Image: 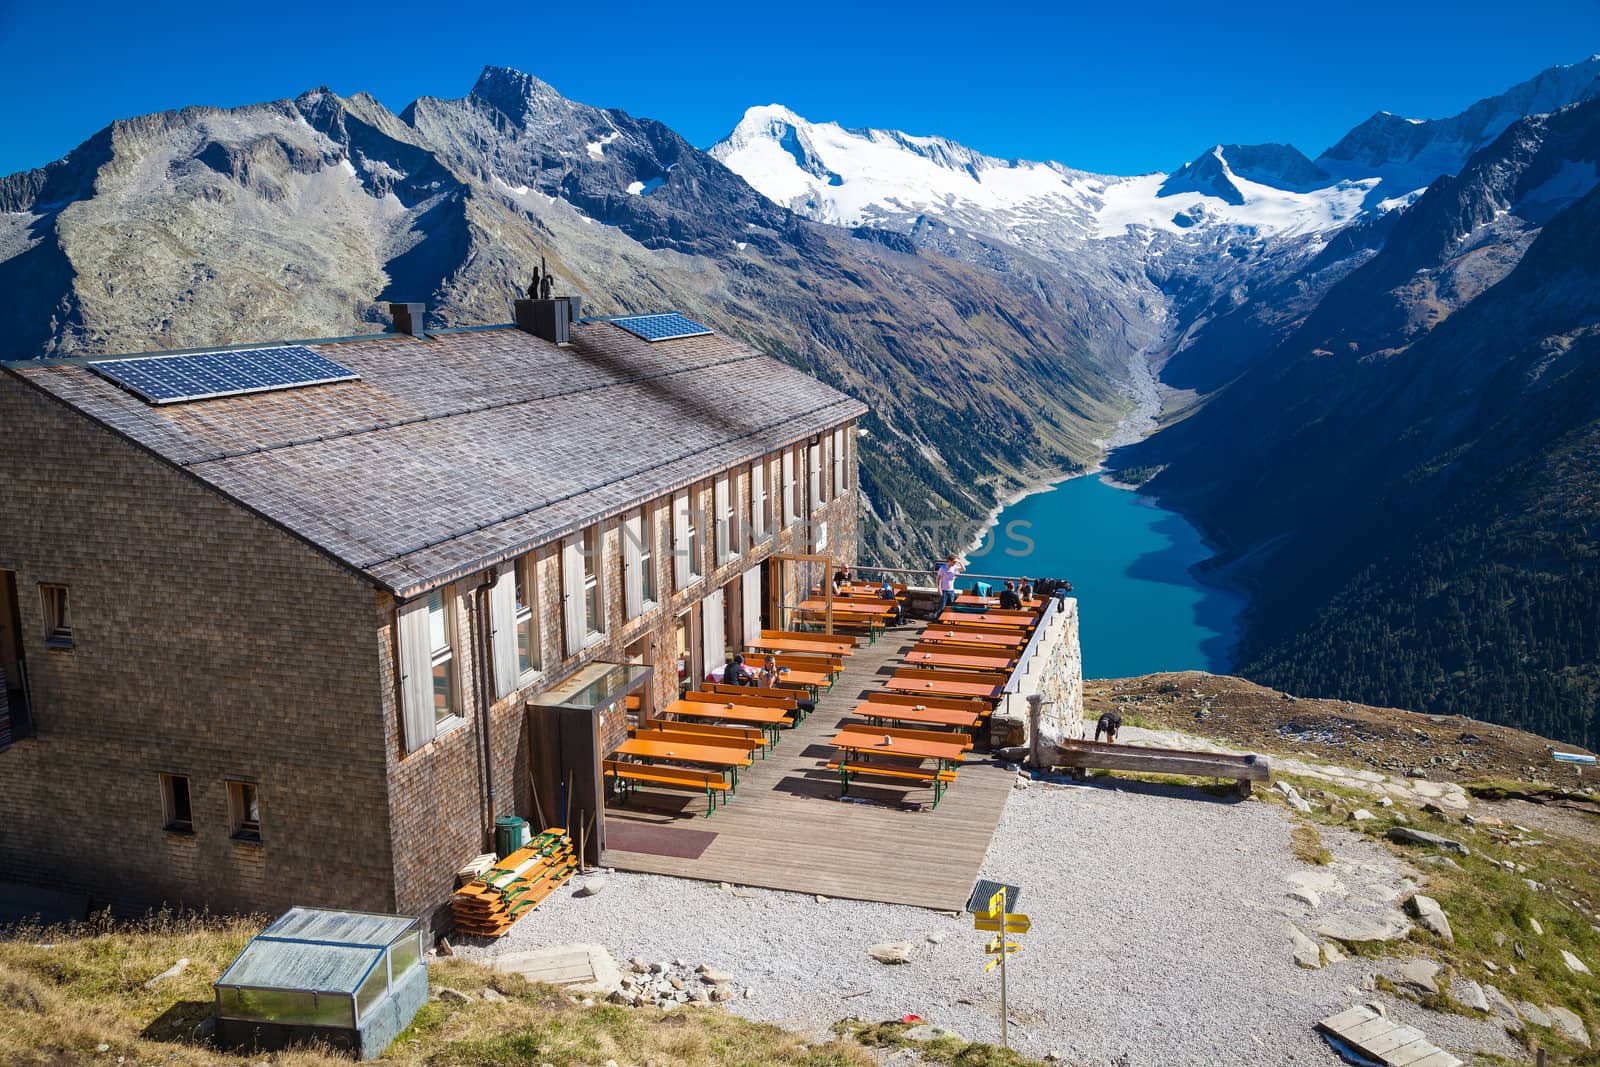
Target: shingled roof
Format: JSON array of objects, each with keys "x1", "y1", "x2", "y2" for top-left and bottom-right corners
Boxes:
[{"x1": 5, "y1": 321, "x2": 865, "y2": 598}]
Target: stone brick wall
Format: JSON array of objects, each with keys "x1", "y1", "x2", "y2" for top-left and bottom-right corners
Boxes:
[{"x1": 0, "y1": 376, "x2": 396, "y2": 916}]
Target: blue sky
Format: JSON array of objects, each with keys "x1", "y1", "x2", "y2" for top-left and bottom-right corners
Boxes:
[{"x1": 2, "y1": 0, "x2": 1596, "y2": 177}]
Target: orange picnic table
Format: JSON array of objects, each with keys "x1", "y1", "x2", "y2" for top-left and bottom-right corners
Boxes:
[
  {"x1": 885, "y1": 671, "x2": 1006, "y2": 699},
  {"x1": 663, "y1": 699, "x2": 793, "y2": 743},
  {"x1": 919, "y1": 628, "x2": 1026, "y2": 649},
  {"x1": 852, "y1": 700, "x2": 983, "y2": 731},
  {"x1": 937, "y1": 610, "x2": 1034, "y2": 628},
  {"x1": 614, "y1": 735, "x2": 753, "y2": 788},
  {"x1": 799, "y1": 598, "x2": 897, "y2": 615},
  {"x1": 903, "y1": 646, "x2": 1018, "y2": 672},
  {"x1": 829, "y1": 726, "x2": 967, "y2": 807},
  {"x1": 747, "y1": 636, "x2": 855, "y2": 657},
  {"x1": 954, "y1": 594, "x2": 999, "y2": 607}
]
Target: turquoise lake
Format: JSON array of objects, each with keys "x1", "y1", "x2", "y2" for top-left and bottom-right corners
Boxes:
[{"x1": 967, "y1": 475, "x2": 1245, "y2": 679}]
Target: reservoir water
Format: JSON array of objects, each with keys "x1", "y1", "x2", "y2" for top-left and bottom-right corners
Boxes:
[{"x1": 970, "y1": 474, "x2": 1245, "y2": 679}]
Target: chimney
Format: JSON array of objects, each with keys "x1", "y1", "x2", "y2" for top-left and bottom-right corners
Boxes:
[
  {"x1": 389, "y1": 302, "x2": 426, "y2": 337},
  {"x1": 513, "y1": 295, "x2": 581, "y2": 345}
]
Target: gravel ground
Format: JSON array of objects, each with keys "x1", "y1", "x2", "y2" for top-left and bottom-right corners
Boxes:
[{"x1": 462, "y1": 777, "x2": 1522, "y2": 1066}]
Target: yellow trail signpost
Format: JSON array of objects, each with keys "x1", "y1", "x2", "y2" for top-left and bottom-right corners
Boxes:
[{"x1": 973, "y1": 886, "x2": 1029, "y2": 1049}]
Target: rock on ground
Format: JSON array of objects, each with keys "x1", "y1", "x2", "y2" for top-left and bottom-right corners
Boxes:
[
  {"x1": 1399, "y1": 959, "x2": 1440, "y2": 995},
  {"x1": 1387, "y1": 827, "x2": 1471, "y2": 856},
  {"x1": 1548, "y1": 1005, "x2": 1591, "y2": 1046},
  {"x1": 1561, "y1": 949, "x2": 1590, "y2": 975},
  {"x1": 1406, "y1": 895, "x2": 1454, "y2": 942},
  {"x1": 868, "y1": 943, "x2": 914, "y2": 965}
]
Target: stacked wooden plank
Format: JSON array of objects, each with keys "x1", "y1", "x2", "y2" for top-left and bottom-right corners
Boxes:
[{"x1": 451, "y1": 828, "x2": 575, "y2": 938}]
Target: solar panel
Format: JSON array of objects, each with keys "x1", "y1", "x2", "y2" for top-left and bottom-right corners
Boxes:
[
  {"x1": 609, "y1": 312, "x2": 713, "y2": 342},
  {"x1": 88, "y1": 345, "x2": 360, "y2": 405}
]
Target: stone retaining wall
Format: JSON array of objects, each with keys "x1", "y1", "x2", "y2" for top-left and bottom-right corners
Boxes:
[{"x1": 989, "y1": 597, "x2": 1084, "y2": 748}]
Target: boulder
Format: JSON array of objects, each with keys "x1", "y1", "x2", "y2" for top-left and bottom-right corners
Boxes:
[
  {"x1": 1528, "y1": 917, "x2": 1544, "y2": 935},
  {"x1": 574, "y1": 875, "x2": 608, "y2": 898},
  {"x1": 1316, "y1": 913, "x2": 1413, "y2": 943},
  {"x1": 1287, "y1": 888, "x2": 1321, "y2": 909},
  {"x1": 1517, "y1": 1002, "x2": 1553, "y2": 1029},
  {"x1": 1399, "y1": 959, "x2": 1440, "y2": 995},
  {"x1": 144, "y1": 958, "x2": 190, "y2": 989},
  {"x1": 1548, "y1": 1005, "x2": 1591, "y2": 1047},
  {"x1": 1349, "y1": 809, "x2": 1376, "y2": 823},
  {"x1": 903, "y1": 1024, "x2": 965, "y2": 1042},
  {"x1": 1323, "y1": 942, "x2": 1347, "y2": 964},
  {"x1": 1483, "y1": 985, "x2": 1521, "y2": 1029},
  {"x1": 1561, "y1": 949, "x2": 1591, "y2": 975},
  {"x1": 1285, "y1": 923, "x2": 1323, "y2": 969},
  {"x1": 1387, "y1": 827, "x2": 1471, "y2": 856},
  {"x1": 698, "y1": 967, "x2": 735, "y2": 985},
  {"x1": 435, "y1": 987, "x2": 471, "y2": 1003},
  {"x1": 869, "y1": 942, "x2": 914, "y2": 965},
  {"x1": 480, "y1": 987, "x2": 508, "y2": 1003},
  {"x1": 1457, "y1": 980, "x2": 1489, "y2": 1013},
  {"x1": 1406, "y1": 895, "x2": 1454, "y2": 942}
]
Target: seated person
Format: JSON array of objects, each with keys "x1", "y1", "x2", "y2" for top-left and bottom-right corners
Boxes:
[
  {"x1": 877, "y1": 577, "x2": 904, "y2": 622},
  {"x1": 724, "y1": 653, "x2": 755, "y2": 686},
  {"x1": 997, "y1": 581, "x2": 1023, "y2": 611},
  {"x1": 1018, "y1": 577, "x2": 1034, "y2": 601},
  {"x1": 759, "y1": 653, "x2": 815, "y2": 719}
]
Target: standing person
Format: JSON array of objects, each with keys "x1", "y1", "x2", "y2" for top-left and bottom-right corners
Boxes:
[{"x1": 935, "y1": 554, "x2": 964, "y2": 615}]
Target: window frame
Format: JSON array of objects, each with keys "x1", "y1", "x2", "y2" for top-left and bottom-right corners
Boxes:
[
  {"x1": 159, "y1": 773, "x2": 193, "y2": 835},
  {"x1": 782, "y1": 450, "x2": 797, "y2": 526},
  {"x1": 513, "y1": 556, "x2": 540, "y2": 680},
  {"x1": 749, "y1": 460, "x2": 768, "y2": 547},
  {"x1": 226, "y1": 779, "x2": 261, "y2": 843},
  {"x1": 582, "y1": 526, "x2": 605, "y2": 639},
  {"x1": 832, "y1": 427, "x2": 847, "y2": 496},
  {"x1": 40, "y1": 583, "x2": 72, "y2": 650},
  {"x1": 426, "y1": 587, "x2": 461, "y2": 731}
]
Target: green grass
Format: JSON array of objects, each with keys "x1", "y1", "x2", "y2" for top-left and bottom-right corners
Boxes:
[
  {"x1": 1268, "y1": 771, "x2": 1600, "y2": 1062},
  {"x1": 835, "y1": 1019, "x2": 1050, "y2": 1066},
  {"x1": 0, "y1": 912, "x2": 880, "y2": 1067}
]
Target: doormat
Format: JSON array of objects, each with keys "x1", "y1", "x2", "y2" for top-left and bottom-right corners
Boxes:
[{"x1": 604, "y1": 820, "x2": 717, "y2": 859}]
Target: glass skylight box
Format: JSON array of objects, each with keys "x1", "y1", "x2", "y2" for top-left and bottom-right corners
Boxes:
[{"x1": 214, "y1": 907, "x2": 427, "y2": 1059}]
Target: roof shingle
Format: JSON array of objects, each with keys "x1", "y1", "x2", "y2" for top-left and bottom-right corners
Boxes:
[{"x1": 8, "y1": 322, "x2": 865, "y2": 597}]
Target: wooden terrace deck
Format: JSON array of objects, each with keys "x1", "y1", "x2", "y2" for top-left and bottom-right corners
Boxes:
[{"x1": 601, "y1": 623, "x2": 1014, "y2": 910}]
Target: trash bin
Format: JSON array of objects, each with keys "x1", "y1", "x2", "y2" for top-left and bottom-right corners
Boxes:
[{"x1": 494, "y1": 816, "x2": 529, "y2": 859}]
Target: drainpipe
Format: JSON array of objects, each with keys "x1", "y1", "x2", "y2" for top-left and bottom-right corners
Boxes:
[{"x1": 469, "y1": 574, "x2": 498, "y2": 850}]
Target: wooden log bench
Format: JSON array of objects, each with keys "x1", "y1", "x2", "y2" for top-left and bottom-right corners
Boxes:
[
  {"x1": 604, "y1": 759, "x2": 731, "y2": 817},
  {"x1": 824, "y1": 759, "x2": 959, "y2": 808},
  {"x1": 1052, "y1": 739, "x2": 1272, "y2": 796}
]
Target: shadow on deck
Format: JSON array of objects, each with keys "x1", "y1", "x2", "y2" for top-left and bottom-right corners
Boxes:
[{"x1": 600, "y1": 625, "x2": 1014, "y2": 911}]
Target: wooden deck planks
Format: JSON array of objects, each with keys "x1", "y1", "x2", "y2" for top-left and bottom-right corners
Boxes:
[{"x1": 602, "y1": 623, "x2": 1013, "y2": 910}]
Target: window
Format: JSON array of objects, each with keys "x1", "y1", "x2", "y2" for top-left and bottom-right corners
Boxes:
[
  {"x1": 160, "y1": 773, "x2": 192, "y2": 834},
  {"x1": 623, "y1": 507, "x2": 656, "y2": 619},
  {"x1": 749, "y1": 460, "x2": 768, "y2": 546},
  {"x1": 808, "y1": 438, "x2": 824, "y2": 513},
  {"x1": 673, "y1": 488, "x2": 702, "y2": 590},
  {"x1": 40, "y1": 584, "x2": 71, "y2": 649},
  {"x1": 398, "y1": 588, "x2": 460, "y2": 753},
  {"x1": 514, "y1": 559, "x2": 539, "y2": 676},
  {"x1": 427, "y1": 589, "x2": 457, "y2": 727},
  {"x1": 713, "y1": 473, "x2": 732, "y2": 566},
  {"x1": 781, "y1": 450, "x2": 797, "y2": 526},
  {"x1": 582, "y1": 527, "x2": 604, "y2": 637},
  {"x1": 832, "y1": 428, "x2": 847, "y2": 496},
  {"x1": 227, "y1": 780, "x2": 261, "y2": 842}
]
